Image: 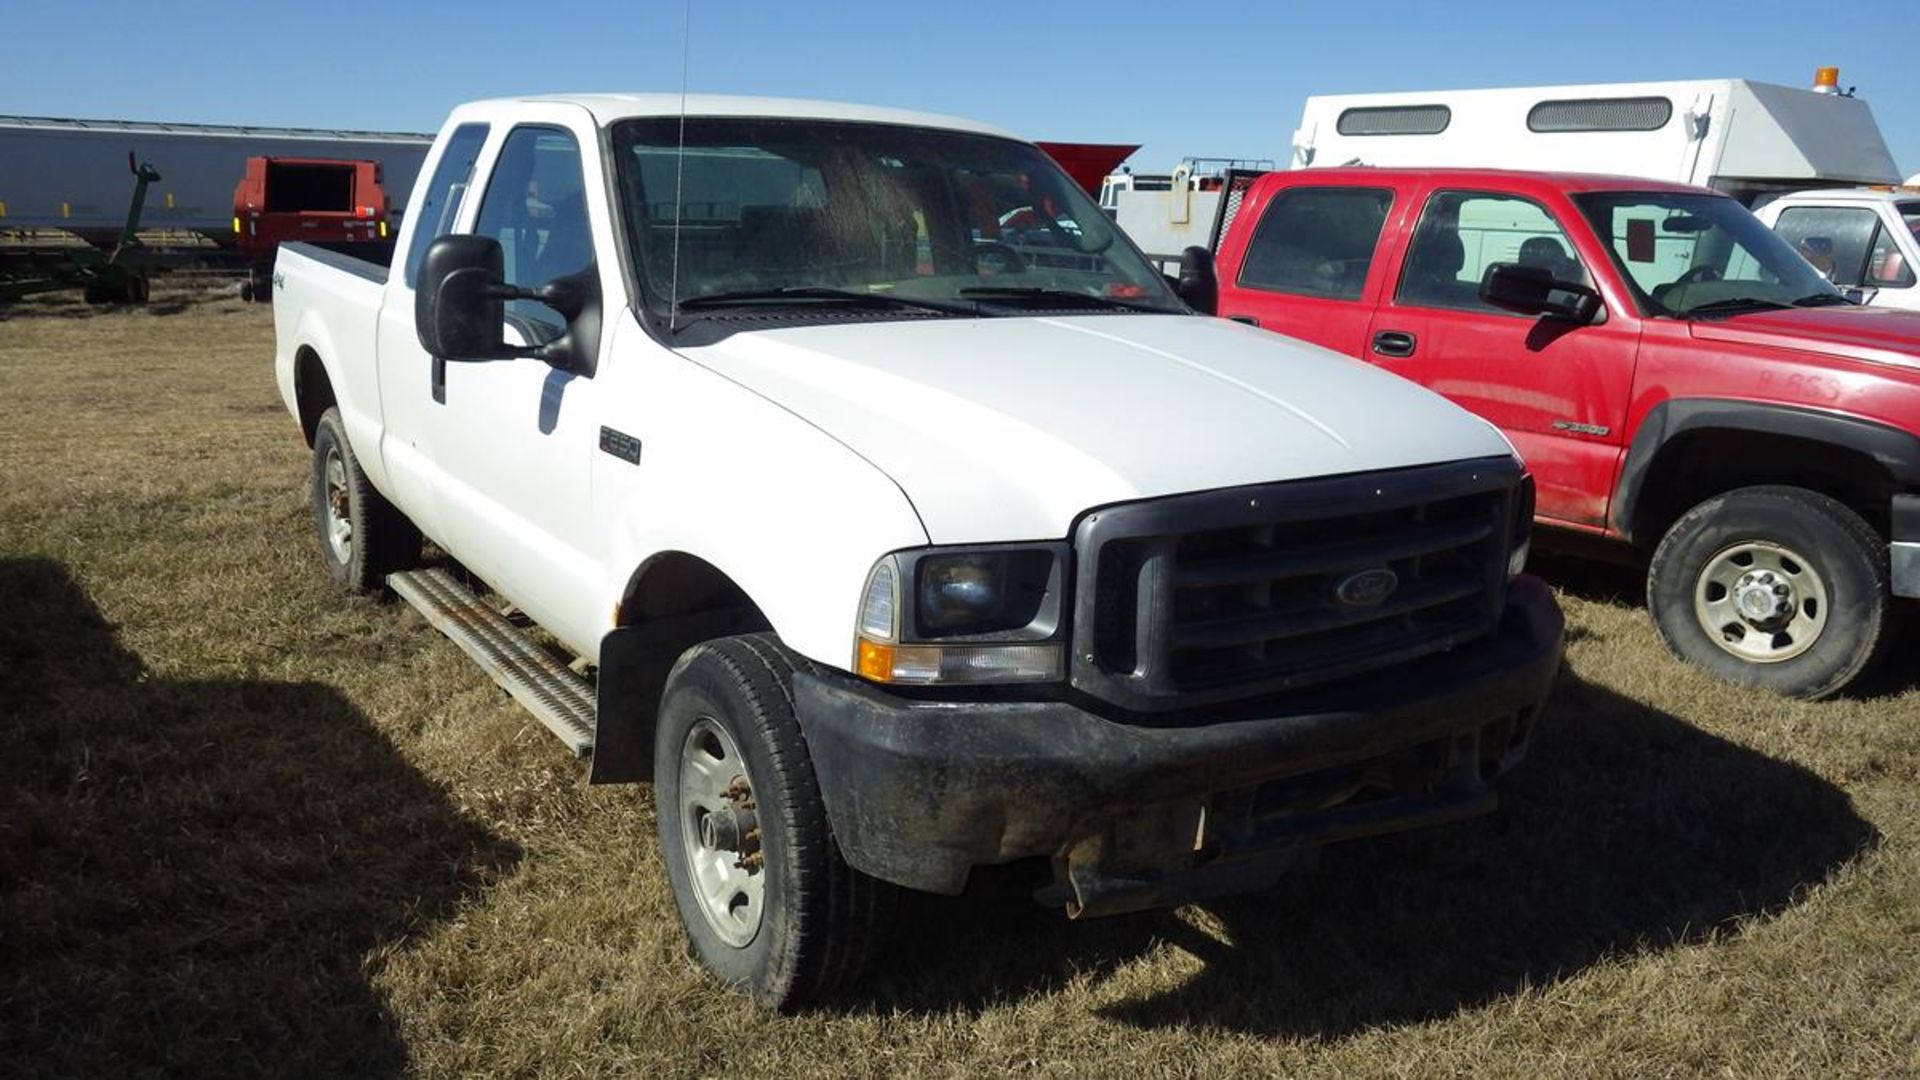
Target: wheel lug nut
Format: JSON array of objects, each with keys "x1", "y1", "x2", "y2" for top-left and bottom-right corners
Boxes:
[{"x1": 1773, "y1": 584, "x2": 1789, "y2": 596}]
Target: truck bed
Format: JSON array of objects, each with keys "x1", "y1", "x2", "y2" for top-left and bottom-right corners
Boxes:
[{"x1": 281, "y1": 240, "x2": 395, "y2": 284}]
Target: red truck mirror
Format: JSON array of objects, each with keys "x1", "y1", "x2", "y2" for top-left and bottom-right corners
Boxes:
[
  {"x1": 1480, "y1": 262, "x2": 1602, "y2": 323},
  {"x1": 1175, "y1": 246, "x2": 1217, "y2": 314}
]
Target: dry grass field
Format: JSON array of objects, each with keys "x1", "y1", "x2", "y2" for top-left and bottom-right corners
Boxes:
[{"x1": 3, "y1": 288, "x2": 1918, "y2": 1078}]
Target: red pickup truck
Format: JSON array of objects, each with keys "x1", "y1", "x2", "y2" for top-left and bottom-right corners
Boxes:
[{"x1": 1180, "y1": 168, "x2": 1920, "y2": 698}]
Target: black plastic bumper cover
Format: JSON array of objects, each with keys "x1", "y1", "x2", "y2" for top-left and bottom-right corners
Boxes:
[{"x1": 793, "y1": 576, "x2": 1565, "y2": 898}]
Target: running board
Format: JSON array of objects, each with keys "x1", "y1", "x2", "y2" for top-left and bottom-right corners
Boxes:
[{"x1": 388, "y1": 568, "x2": 595, "y2": 756}]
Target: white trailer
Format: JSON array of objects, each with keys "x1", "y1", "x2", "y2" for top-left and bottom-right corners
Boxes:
[{"x1": 1291, "y1": 76, "x2": 1901, "y2": 205}]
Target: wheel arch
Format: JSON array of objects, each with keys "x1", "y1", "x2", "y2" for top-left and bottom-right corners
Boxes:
[
  {"x1": 589, "y1": 550, "x2": 774, "y2": 784},
  {"x1": 292, "y1": 345, "x2": 336, "y2": 447},
  {"x1": 1612, "y1": 399, "x2": 1920, "y2": 548}
]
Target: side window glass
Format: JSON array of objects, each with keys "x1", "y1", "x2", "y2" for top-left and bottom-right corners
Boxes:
[
  {"x1": 1866, "y1": 221, "x2": 1915, "y2": 288},
  {"x1": 1772, "y1": 206, "x2": 1879, "y2": 287},
  {"x1": 473, "y1": 126, "x2": 592, "y2": 343},
  {"x1": 1236, "y1": 187, "x2": 1393, "y2": 300},
  {"x1": 402, "y1": 123, "x2": 489, "y2": 288},
  {"x1": 1397, "y1": 192, "x2": 1590, "y2": 313}
]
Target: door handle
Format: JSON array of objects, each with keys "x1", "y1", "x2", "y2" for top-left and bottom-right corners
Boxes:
[
  {"x1": 1372, "y1": 330, "x2": 1417, "y2": 358},
  {"x1": 1229, "y1": 315, "x2": 1260, "y2": 326}
]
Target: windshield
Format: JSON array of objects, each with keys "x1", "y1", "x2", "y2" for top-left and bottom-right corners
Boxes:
[
  {"x1": 1573, "y1": 192, "x2": 1842, "y2": 317},
  {"x1": 610, "y1": 117, "x2": 1183, "y2": 322}
]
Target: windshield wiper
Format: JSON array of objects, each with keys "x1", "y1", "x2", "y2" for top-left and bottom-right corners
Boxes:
[
  {"x1": 956, "y1": 286, "x2": 1171, "y2": 313},
  {"x1": 1681, "y1": 296, "x2": 1796, "y2": 319},
  {"x1": 676, "y1": 286, "x2": 973, "y2": 315},
  {"x1": 1791, "y1": 292, "x2": 1857, "y2": 308}
]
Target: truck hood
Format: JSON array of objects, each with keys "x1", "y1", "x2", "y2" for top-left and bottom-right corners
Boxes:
[
  {"x1": 678, "y1": 314, "x2": 1512, "y2": 543},
  {"x1": 1689, "y1": 306, "x2": 1920, "y2": 371}
]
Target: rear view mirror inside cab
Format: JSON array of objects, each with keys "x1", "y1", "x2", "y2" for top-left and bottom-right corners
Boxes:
[{"x1": 1626, "y1": 218, "x2": 1657, "y2": 263}]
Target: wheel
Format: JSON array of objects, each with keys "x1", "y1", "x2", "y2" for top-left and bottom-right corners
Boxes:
[
  {"x1": 654, "y1": 633, "x2": 897, "y2": 1009},
  {"x1": 310, "y1": 407, "x2": 420, "y2": 592},
  {"x1": 126, "y1": 276, "x2": 150, "y2": 304},
  {"x1": 1648, "y1": 485, "x2": 1891, "y2": 699}
]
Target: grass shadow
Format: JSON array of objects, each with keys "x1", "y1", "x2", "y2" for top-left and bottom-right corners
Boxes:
[
  {"x1": 0, "y1": 558, "x2": 520, "y2": 1076},
  {"x1": 849, "y1": 665, "x2": 1875, "y2": 1035}
]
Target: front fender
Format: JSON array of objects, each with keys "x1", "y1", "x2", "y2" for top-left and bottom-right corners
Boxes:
[{"x1": 592, "y1": 317, "x2": 930, "y2": 673}]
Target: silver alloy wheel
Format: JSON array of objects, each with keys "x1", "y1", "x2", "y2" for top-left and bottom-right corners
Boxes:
[
  {"x1": 678, "y1": 716, "x2": 765, "y2": 948},
  {"x1": 323, "y1": 446, "x2": 353, "y2": 564},
  {"x1": 1692, "y1": 540, "x2": 1828, "y2": 663}
]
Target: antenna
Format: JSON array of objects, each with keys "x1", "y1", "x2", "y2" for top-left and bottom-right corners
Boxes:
[{"x1": 667, "y1": 0, "x2": 692, "y2": 332}]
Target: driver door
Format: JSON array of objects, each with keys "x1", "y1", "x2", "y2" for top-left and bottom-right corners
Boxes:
[
  {"x1": 424, "y1": 114, "x2": 607, "y2": 633},
  {"x1": 1365, "y1": 187, "x2": 1639, "y2": 528}
]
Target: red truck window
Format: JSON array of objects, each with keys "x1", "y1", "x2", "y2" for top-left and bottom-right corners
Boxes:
[
  {"x1": 1397, "y1": 191, "x2": 1589, "y2": 313},
  {"x1": 1236, "y1": 187, "x2": 1393, "y2": 301}
]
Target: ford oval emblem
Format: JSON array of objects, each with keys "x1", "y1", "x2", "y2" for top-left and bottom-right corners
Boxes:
[{"x1": 1334, "y1": 567, "x2": 1399, "y2": 607}]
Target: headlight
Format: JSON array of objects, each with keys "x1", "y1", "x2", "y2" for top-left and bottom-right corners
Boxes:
[
  {"x1": 855, "y1": 544, "x2": 1067, "y2": 685},
  {"x1": 1509, "y1": 471, "x2": 1535, "y2": 579}
]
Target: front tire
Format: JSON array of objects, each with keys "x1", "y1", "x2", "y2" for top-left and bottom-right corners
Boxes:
[
  {"x1": 1648, "y1": 485, "x2": 1891, "y2": 699},
  {"x1": 654, "y1": 633, "x2": 896, "y2": 1009},
  {"x1": 310, "y1": 407, "x2": 420, "y2": 592}
]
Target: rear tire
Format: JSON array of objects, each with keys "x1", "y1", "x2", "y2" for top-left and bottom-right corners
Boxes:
[
  {"x1": 310, "y1": 407, "x2": 420, "y2": 592},
  {"x1": 1647, "y1": 485, "x2": 1890, "y2": 699},
  {"x1": 654, "y1": 633, "x2": 897, "y2": 1010}
]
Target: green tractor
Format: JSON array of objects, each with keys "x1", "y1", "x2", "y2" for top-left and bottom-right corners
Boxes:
[{"x1": 2, "y1": 153, "x2": 163, "y2": 305}]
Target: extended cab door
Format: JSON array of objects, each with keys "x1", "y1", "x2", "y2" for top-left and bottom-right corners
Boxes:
[
  {"x1": 1214, "y1": 174, "x2": 1414, "y2": 355},
  {"x1": 1363, "y1": 185, "x2": 1640, "y2": 529},
  {"x1": 375, "y1": 120, "x2": 491, "y2": 543}
]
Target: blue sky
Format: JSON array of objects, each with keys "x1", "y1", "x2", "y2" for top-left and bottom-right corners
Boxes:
[{"x1": 4, "y1": 1, "x2": 1914, "y2": 177}]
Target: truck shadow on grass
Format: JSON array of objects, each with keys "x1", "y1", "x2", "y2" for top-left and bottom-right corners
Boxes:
[
  {"x1": 862, "y1": 664, "x2": 1875, "y2": 1037},
  {"x1": 0, "y1": 558, "x2": 519, "y2": 1077}
]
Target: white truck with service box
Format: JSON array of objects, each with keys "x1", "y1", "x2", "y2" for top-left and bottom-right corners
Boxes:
[
  {"x1": 273, "y1": 93, "x2": 1563, "y2": 1008},
  {"x1": 1752, "y1": 186, "x2": 1920, "y2": 311},
  {"x1": 1288, "y1": 74, "x2": 1901, "y2": 206}
]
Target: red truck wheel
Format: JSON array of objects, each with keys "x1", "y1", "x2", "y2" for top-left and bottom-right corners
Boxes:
[{"x1": 1647, "y1": 485, "x2": 1892, "y2": 699}]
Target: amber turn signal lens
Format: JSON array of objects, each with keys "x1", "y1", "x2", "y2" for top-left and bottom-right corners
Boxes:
[{"x1": 857, "y1": 638, "x2": 895, "y2": 681}]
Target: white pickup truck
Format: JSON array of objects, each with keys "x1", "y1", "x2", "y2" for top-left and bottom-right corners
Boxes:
[
  {"x1": 1754, "y1": 187, "x2": 1920, "y2": 312},
  {"x1": 272, "y1": 93, "x2": 1563, "y2": 1008}
]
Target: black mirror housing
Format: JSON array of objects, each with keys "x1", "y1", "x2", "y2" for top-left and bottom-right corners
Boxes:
[
  {"x1": 1176, "y1": 245, "x2": 1218, "y2": 315},
  {"x1": 1480, "y1": 262, "x2": 1602, "y2": 323},
  {"x1": 415, "y1": 234, "x2": 515, "y2": 360}
]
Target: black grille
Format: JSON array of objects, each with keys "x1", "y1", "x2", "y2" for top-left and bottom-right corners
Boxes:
[{"x1": 1071, "y1": 458, "x2": 1521, "y2": 711}]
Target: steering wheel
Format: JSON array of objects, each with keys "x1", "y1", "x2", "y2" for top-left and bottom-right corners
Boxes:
[
  {"x1": 970, "y1": 240, "x2": 1028, "y2": 275},
  {"x1": 1674, "y1": 265, "x2": 1722, "y2": 285}
]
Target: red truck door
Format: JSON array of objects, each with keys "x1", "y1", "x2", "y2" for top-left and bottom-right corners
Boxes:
[
  {"x1": 1362, "y1": 185, "x2": 1640, "y2": 529},
  {"x1": 1214, "y1": 174, "x2": 1417, "y2": 355}
]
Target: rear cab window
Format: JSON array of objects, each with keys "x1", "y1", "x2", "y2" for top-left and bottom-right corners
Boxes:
[
  {"x1": 1236, "y1": 186, "x2": 1394, "y2": 300},
  {"x1": 401, "y1": 123, "x2": 490, "y2": 288}
]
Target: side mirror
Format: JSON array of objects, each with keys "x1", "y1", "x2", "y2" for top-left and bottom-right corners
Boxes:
[
  {"x1": 1480, "y1": 262, "x2": 1603, "y2": 323},
  {"x1": 415, "y1": 234, "x2": 515, "y2": 360},
  {"x1": 1176, "y1": 245, "x2": 1217, "y2": 315},
  {"x1": 414, "y1": 234, "x2": 601, "y2": 373}
]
